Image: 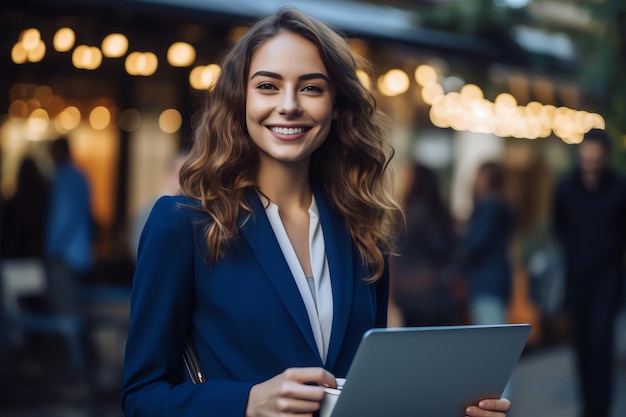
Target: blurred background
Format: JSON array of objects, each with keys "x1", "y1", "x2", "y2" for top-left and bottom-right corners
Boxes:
[{"x1": 0, "y1": 0, "x2": 624, "y2": 416}]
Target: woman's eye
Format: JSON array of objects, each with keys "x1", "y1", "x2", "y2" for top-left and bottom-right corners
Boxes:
[
  {"x1": 302, "y1": 85, "x2": 324, "y2": 93},
  {"x1": 257, "y1": 83, "x2": 276, "y2": 90}
]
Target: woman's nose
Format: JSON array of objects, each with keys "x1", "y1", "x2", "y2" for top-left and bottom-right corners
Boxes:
[{"x1": 278, "y1": 90, "x2": 302, "y2": 117}]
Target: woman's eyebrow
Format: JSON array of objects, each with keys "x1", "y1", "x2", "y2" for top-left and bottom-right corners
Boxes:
[{"x1": 250, "y1": 71, "x2": 330, "y2": 83}]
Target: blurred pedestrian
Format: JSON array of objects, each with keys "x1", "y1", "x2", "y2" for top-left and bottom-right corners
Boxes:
[
  {"x1": 1, "y1": 157, "x2": 49, "y2": 259},
  {"x1": 551, "y1": 128, "x2": 626, "y2": 417},
  {"x1": 390, "y1": 161, "x2": 463, "y2": 326},
  {"x1": 44, "y1": 137, "x2": 94, "y2": 315},
  {"x1": 0, "y1": 157, "x2": 49, "y2": 374},
  {"x1": 456, "y1": 160, "x2": 516, "y2": 401},
  {"x1": 456, "y1": 161, "x2": 515, "y2": 327}
]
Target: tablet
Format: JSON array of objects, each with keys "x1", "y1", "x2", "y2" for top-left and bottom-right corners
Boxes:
[{"x1": 329, "y1": 324, "x2": 531, "y2": 417}]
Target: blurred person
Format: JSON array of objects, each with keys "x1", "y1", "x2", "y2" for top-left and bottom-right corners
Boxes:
[
  {"x1": 551, "y1": 128, "x2": 626, "y2": 417},
  {"x1": 121, "y1": 8, "x2": 511, "y2": 417},
  {"x1": 129, "y1": 150, "x2": 189, "y2": 262},
  {"x1": 44, "y1": 136, "x2": 94, "y2": 315},
  {"x1": 455, "y1": 161, "x2": 516, "y2": 401},
  {"x1": 1, "y1": 157, "x2": 49, "y2": 259},
  {"x1": 0, "y1": 157, "x2": 49, "y2": 383},
  {"x1": 456, "y1": 161, "x2": 515, "y2": 327},
  {"x1": 390, "y1": 161, "x2": 463, "y2": 327}
]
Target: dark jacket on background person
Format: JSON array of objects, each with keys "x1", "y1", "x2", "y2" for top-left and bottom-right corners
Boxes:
[
  {"x1": 390, "y1": 163, "x2": 461, "y2": 326},
  {"x1": 457, "y1": 196, "x2": 514, "y2": 302},
  {"x1": 1, "y1": 158, "x2": 49, "y2": 259},
  {"x1": 551, "y1": 166, "x2": 626, "y2": 309}
]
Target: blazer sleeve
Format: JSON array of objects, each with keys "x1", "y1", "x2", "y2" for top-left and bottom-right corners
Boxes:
[{"x1": 121, "y1": 196, "x2": 253, "y2": 417}]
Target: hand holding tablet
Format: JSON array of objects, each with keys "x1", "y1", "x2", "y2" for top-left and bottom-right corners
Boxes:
[{"x1": 324, "y1": 324, "x2": 531, "y2": 417}]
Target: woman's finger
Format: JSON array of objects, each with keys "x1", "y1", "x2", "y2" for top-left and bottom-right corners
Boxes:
[{"x1": 465, "y1": 398, "x2": 511, "y2": 417}]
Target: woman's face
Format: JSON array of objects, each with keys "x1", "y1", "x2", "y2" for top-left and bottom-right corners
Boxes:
[{"x1": 246, "y1": 31, "x2": 336, "y2": 167}]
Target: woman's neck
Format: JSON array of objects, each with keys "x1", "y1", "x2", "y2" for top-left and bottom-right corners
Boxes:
[{"x1": 257, "y1": 159, "x2": 312, "y2": 210}]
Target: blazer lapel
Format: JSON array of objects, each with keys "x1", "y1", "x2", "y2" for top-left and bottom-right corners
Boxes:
[
  {"x1": 313, "y1": 186, "x2": 355, "y2": 371},
  {"x1": 240, "y1": 190, "x2": 321, "y2": 362}
]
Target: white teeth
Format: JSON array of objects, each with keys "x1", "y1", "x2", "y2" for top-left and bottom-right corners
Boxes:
[{"x1": 271, "y1": 127, "x2": 305, "y2": 135}]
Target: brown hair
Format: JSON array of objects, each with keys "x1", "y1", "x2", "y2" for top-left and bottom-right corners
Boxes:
[{"x1": 179, "y1": 7, "x2": 400, "y2": 281}]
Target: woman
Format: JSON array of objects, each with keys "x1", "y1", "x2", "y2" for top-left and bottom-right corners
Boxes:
[{"x1": 122, "y1": 8, "x2": 511, "y2": 417}]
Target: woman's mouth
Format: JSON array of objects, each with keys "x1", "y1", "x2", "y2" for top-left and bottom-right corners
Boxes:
[{"x1": 270, "y1": 126, "x2": 308, "y2": 135}]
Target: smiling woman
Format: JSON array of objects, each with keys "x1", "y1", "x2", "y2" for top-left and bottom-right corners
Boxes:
[
  {"x1": 121, "y1": 7, "x2": 513, "y2": 417},
  {"x1": 246, "y1": 31, "x2": 335, "y2": 167}
]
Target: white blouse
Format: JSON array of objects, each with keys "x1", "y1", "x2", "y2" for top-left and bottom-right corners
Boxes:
[{"x1": 262, "y1": 195, "x2": 333, "y2": 363}]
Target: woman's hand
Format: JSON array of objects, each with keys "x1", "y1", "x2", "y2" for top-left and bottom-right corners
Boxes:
[
  {"x1": 465, "y1": 398, "x2": 511, "y2": 417},
  {"x1": 246, "y1": 367, "x2": 337, "y2": 417}
]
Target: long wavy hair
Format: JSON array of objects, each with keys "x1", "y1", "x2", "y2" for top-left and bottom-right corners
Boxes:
[{"x1": 179, "y1": 7, "x2": 401, "y2": 281}]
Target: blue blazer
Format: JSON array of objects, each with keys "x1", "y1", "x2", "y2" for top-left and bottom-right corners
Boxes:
[{"x1": 122, "y1": 188, "x2": 389, "y2": 417}]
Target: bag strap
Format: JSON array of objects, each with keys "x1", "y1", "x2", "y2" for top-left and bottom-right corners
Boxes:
[{"x1": 183, "y1": 340, "x2": 205, "y2": 384}]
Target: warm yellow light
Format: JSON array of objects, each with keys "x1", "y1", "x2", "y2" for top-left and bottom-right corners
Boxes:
[
  {"x1": 20, "y1": 28, "x2": 41, "y2": 51},
  {"x1": 494, "y1": 93, "x2": 517, "y2": 109},
  {"x1": 553, "y1": 111, "x2": 576, "y2": 140},
  {"x1": 11, "y1": 43, "x2": 28, "y2": 64},
  {"x1": 460, "y1": 84, "x2": 484, "y2": 102},
  {"x1": 143, "y1": 52, "x2": 158, "y2": 75},
  {"x1": 421, "y1": 83, "x2": 444, "y2": 105},
  {"x1": 159, "y1": 109, "x2": 183, "y2": 133},
  {"x1": 585, "y1": 113, "x2": 605, "y2": 130},
  {"x1": 125, "y1": 52, "x2": 139, "y2": 75},
  {"x1": 525, "y1": 101, "x2": 543, "y2": 116},
  {"x1": 189, "y1": 64, "x2": 221, "y2": 90},
  {"x1": 89, "y1": 106, "x2": 111, "y2": 130},
  {"x1": 8, "y1": 100, "x2": 29, "y2": 118},
  {"x1": 26, "y1": 98, "x2": 41, "y2": 111},
  {"x1": 469, "y1": 99, "x2": 495, "y2": 134},
  {"x1": 415, "y1": 64, "x2": 437, "y2": 86},
  {"x1": 387, "y1": 69, "x2": 410, "y2": 95},
  {"x1": 87, "y1": 47, "x2": 103, "y2": 69},
  {"x1": 167, "y1": 42, "x2": 195, "y2": 67},
  {"x1": 574, "y1": 111, "x2": 589, "y2": 133},
  {"x1": 102, "y1": 33, "x2": 128, "y2": 58},
  {"x1": 72, "y1": 45, "x2": 90, "y2": 68},
  {"x1": 126, "y1": 52, "x2": 158, "y2": 76},
  {"x1": 58, "y1": 106, "x2": 81, "y2": 131},
  {"x1": 423, "y1": 88, "x2": 575, "y2": 139},
  {"x1": 28, "y1": 108, "x2": 50, "y2": 133},
  {"x1": 376, "y1": 75, "x2": 390, "y2": 97},
  {"x1": 379, "y1": 69, "x2": 409, "y2": 97},
  {"x1": 539, "y1": 104, "x2": 556, "y2": 130},
  {"x1": 569, "y1": 132, "x2": 584, "y2": 144},
  {"x1": 53, "y1": 28, "x2": 75, "y2": 52},
  {"x1": 27, "y1": 40, "x2": 46, "y2": 62},
  {"x1": 429, "y1": 104, "x2": 450, "y2": 129},
  {"x1": 53, "y1": 117, "x2": 68, "y2": 134},
  {"x1": 119, "y1": 108, "x2": 141, "y2": 132}
]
